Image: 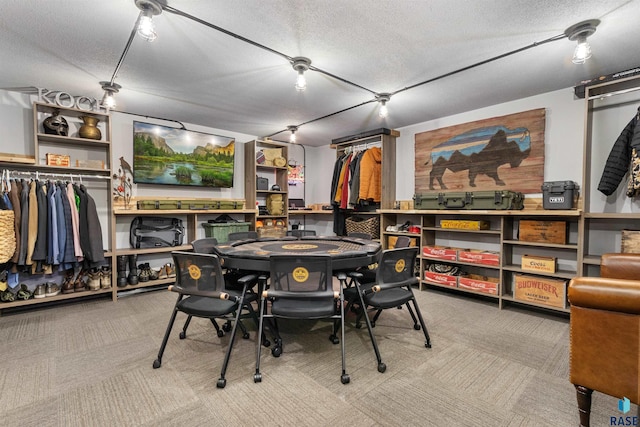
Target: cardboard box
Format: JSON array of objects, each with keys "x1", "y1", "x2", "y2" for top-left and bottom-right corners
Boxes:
[
  {"x1": 440, "y1": 220, "x2": 490, "y2": 230},
  {"x1": 518, "y1": 220, "x2": 567, "y2": 244},
  {"x1": 424, "y1": 271, "x2": 457, "y2": 287},
  {"x1": 521, "y1": 254, "x2": 556, "y2": 273},
  {"x1": 422, "y1": 245, "x2": 457, "y2": 261},
  {"x1": 457, "y1": 249, "x2": 500, "y2": 266},
  {"x1": 513, "y1": 274, "x2": 566, "y2": 308},
  {"x1": 399, "y1": 200, "x2": 413, "y2": 210},
  {"x1": 46, "y1": 153, "x2": 70, "y2": 167},
  {"x1": 458, "y1": 274, "x2": 499, "y2": 295},
  {"x1": 621, "y1": 229, "x2": 640, "y2": 253},
  {"x1": 76, "y1": 159, "x2": 105, "y2": 169}
]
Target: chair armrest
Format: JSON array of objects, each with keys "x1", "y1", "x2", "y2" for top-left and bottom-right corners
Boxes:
[
  {"x1": 237, "y1": 274, "x2": 259, "y2": 286},
  {"x1": 601, "y1": 253, "x2": 640, "y2": 279},
  {"x1": 568, "y1": 277, "x2": 640, "y2": 315},
  {"x1": 168, "y1": 285, "x2": 238, "y2": 301}
]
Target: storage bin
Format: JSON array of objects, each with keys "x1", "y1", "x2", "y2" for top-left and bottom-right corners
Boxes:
[
  {"x1": 202, "y1": 222, "x2": 251, "y2": 243},
  {"x1": 541, "y1": 180, "x2": 577, "y2": 210}
]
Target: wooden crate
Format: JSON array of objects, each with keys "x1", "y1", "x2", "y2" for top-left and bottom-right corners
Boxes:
[
  {"x1": 440, "y1": 220, "x2": 489, "y2": 230},
  {"x1": 513, "y1": 274, "x2": 566, "y2": 308},
  {"x1": 518, "y1": 220, "x2": 567, "y2": 244},
  {"x1": 388, "y1": 235, "x2": 417, "y2": 248},
  {"x1": 46, "y1": 153, "x2": 70, "y2": 167},
  {"x1": 458, "y1": 275, "x2": 499, "y2": 295},
  {"x1": 457, "y1": 249, "x2": 500, "y2": 266},
  {"x1": 621, "y1": 229, "x2": 640, "y2": 253},
  {"x1": 422, "y1": 245, "x2": 457, "y2": 261},
  {"x1": 521, "y1": 254, "x2": 556, "y2": 273},
  {"x1": 424, "y1": 271, "x2": 457, "y2": 287}
]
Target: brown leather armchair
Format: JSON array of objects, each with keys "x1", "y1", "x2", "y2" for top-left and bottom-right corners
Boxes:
[{"x1": 568, "y1": 253, "x2": 640, "y2": 427}]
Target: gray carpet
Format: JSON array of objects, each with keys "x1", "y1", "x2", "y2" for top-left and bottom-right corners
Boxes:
[{"x1": 0, "y1": 287, "x2": 624, "y2": 426}]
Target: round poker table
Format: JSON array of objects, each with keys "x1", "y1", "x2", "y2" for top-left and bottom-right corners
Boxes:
[{"x1": 211, "y1": 236, "x2": 381, "y2": 272}]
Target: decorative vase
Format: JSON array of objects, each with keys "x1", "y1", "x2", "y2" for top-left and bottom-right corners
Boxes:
[
  {"x1": 43, "y1": 109, "x2": 69, "y2": 136},
  {"x1": 78, "y1": 116, "x2": 102, "y2": 140}
]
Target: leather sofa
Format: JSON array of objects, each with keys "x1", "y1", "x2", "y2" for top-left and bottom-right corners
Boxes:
[{"x1": 568, "y1": 253, "x2": 640, "y2": 426}]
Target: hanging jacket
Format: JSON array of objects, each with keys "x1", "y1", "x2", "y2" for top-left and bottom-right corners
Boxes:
[
  {"x1": 358, "y1": 147, "x2": 382, "y2": 202},
  {"x1": 598, "y1": 107, "x2": 640, "y2": 196}
]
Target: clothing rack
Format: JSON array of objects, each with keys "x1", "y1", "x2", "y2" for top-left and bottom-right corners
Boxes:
[
  {"x1": 336, "y1": 138, "x2": 382, "y2": 154},
  {"x1": 2, "y1": 169, "x2": 111, "y2": 181}
]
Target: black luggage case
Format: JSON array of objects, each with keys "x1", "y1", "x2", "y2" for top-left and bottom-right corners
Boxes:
[{"x1": 414, "y1": 190, "x2": 524, "y2": 210}]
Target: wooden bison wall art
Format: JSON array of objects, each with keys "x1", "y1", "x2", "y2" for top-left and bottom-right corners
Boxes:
[{"x1": 414, "y1": 108, "x2": 545, "y2": 194}]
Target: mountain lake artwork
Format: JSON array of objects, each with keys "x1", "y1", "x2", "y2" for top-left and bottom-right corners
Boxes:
[{"x1": 132, "y1": 121, "x2": 235, "y2": 188}]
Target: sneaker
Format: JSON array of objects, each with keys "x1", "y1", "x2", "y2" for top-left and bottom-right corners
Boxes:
[
  {"x1": 87, "y1": 269, "x2": 101, "y2": 291},
  {"x1": 1, "y1": 289, "x2": 16, "y2": 302},
  {"x1": 100, "y1": 266, "x2": 112, "y2": 289},
  {"x1": 17, "y1": 284, "x2": 33, "y2": 300},
  {"x1": 149, "y1": 266, "x2": 159, "y2": 280},
  {"x1": 34, "y1": 284, "x2": 46, "y2": 299},
  {"x1": 45, "y1": 282, "x2": 60, "y2": 297}
]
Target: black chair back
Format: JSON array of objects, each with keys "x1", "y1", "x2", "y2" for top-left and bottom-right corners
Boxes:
[{"x1": 191, "y1": 237, "x2": 218, "y2": 254}]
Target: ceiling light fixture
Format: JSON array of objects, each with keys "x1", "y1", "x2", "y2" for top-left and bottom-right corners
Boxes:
[
  {"x1": 564, "y1": 19, "x2": 600, "y2": 65},
  {"x1": 135, "y1": 0, "x2": 163, "y2": 42},
  {"x1": 287, "y1": 125, "x2": 298, "y2": 143},
  {"x1": 292, "y1": 57, "x2": 311, "y2": 91},
  {"x1": 376, "y1": 93, "x2": 391, "y2": 118},
  {"x1": 100, "y1": 81, "x2": 122, "y2": 110}
]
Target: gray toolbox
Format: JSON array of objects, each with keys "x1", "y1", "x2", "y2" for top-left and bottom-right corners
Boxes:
[
  {"x1": 137, "y1": 199, "x2": 244, "y2": 210},
  {"x1": 414, "y1": 190, "x2": 525, "y2": 210}
]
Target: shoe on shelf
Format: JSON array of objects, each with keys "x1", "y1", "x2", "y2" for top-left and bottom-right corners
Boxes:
[
  {"x1": 1, "y1": 289, "x2": 16, "y2": 302},
  {"x1": 45, "y1": 282, "x2": 60, "y2": 297},
  {"x1": 62, "y1": 269, "x2": 75, "y2": 294},
  {"x1": 87, "y1": 269, "x2": 101, "y2": 291},
  {"x1": 157, "y1": 265, "x2": 168, "y2": 280},
  {"x1": 149, "y1": 265, "x2": 159, "y2": 281},
  {"x1": 74, "y1": 270, "x2": 87, "y2": 292},
  {"x1": 17, "y1": 284, "x2": 34, "y2": 300},
  {"x1": 100, "y1": 266, "x2": 112, "y2": 289},
  {"x1": 165, "y1": 263, "x2": 176, "y2": 278},
  {"x1": 386, "y1": 225, "x2": 399, "y2": 232},
  {"x1": 34, "y1": 284, "x2": 46, "y2": 299},
  {"x1": 138, "y1": 264, "x2": 150, "y2": 282}
]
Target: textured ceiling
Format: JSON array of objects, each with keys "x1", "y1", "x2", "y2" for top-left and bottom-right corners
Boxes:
[{"x1": 2, "y1": 0, "x2": 640, "y2": 146}]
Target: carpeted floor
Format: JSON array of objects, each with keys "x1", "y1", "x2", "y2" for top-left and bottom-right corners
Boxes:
[{"x1": 0, "y1": 286, "x2": 626, "y2": 426}]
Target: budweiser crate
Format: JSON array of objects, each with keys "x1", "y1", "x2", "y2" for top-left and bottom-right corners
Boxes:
[
  {"x1": 518, "y1": 220, "x2": 567, "y2": 244},
  {"x1": 458, "y1": 274, "x2": 499, "y2": 295},
  {"x1": 440, "y1": 219, "x2": 490, "y2": 230},
  {"x1": 424, "y1": 270, "x2": 458, "y2": 288},
  {"x1": 513, "y1": 274, "x2": 566, "y2": 308},
  {"x1": 457, "y1": 249, "x2": 500, "y2": 266},
  {"x1": 422, "y1": 245, "x2": 457, "y2": 261},
  {"x1": 46, "y1": 153, "x2": 70, "y2": 167},
  {"x1": 621, "y1": 229, "x2": 640, "y2": 253},
  {"x1": 521, "y1": 254, "x2": 556, "y2": 273}
]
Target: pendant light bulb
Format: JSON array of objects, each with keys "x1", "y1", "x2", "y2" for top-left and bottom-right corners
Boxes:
[
  {"x1": 99, "y1": 81, "x2": 121, "y2": 111},
  {"x1": 572, "y1": 39, "x2": 592, "y2": 64},
  {"x1": 376, "y1": 93, "x2": 391, "y2": 118},
  {"x1": 295, "y1": 71, "x2": 307, "y2": 92},
  {"x1": 292, "y1": 57, "x2": 311, "y2": 92},
  {"x1": 288, "y1": 125, "x2": 298, "y2": 143},
  {"x1": 103, "y1": 93, "x2": 116, "y2": 109},
  {"x1": 134, "y1": 0, "x2": 162, "y2": 42},
  {"x1": 564, "y1": 19, "x2": 599, "y2": 65}
]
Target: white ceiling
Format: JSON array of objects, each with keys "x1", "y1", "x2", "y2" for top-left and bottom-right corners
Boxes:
[{"x1": 2, "y1": 0, "x2": 640, "y2": 146}]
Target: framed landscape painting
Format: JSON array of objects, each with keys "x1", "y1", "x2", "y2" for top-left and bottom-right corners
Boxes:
[{"x1": 132, "y1": 121, "x2": 235, "y2": 188}]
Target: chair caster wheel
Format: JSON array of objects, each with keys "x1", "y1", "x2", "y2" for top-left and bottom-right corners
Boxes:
[
  {"x1": 179, "y1": 331, "x2": 186, "y2": 339},
  {"x1": 217, "y1": 330, "x2": 224, "y2": 338},
  {"x1": 425, "y1": 342, "x2": 432, "y2": 348},
  {"x1": 254, "y1": 373, "x2": 262, "y2": 383},
  {"x1": 378, "y1": 362, "x2": 386, "y2": 373},
  {"x1": 414, "y1": 324, "x2": 421, "y2": 330},
  {"x1": 216, "y1": 378, "x2": 226, "y2": 388},
  {"x1": 329, "y1": 335, "x2": 339, "y2": 344},
  {"x1": 243, "y1": 332, "x2": 250, "y2": 339},
  {"x1": 153, "y1": 359, "x2": 161, "y2": 369},
  {"x1": 341, "y1": 374, "x2": 350, "y2": 384},
  {"x1": 262, "y1": 339, "x2": 271, "y2": 347},
  {"x1": 271, "y1": 346, "x2": 282, "y2": 357},
  {"x1": 222, "y1": 322, "x2": 232, "y2": 332},
  {"x1": 355, "y1": 323, "x2": 362, "y2": 329}
]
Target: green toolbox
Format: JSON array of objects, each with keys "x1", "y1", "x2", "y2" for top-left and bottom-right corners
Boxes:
[
  {"x1": 136, "y1": 199, "x2": 245, "y2": 210},
  {"x1": 413, "y1": 191, "x2": 524, "y2": 210}
]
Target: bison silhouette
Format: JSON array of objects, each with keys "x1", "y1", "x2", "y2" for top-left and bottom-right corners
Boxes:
[{"x1": 428, "y1": 126, "x2": 531, "y2": 190}]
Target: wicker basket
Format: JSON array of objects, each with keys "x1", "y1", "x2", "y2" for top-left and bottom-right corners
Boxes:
[
  {"x1": 0, "y1": 210, "x2": 16, "y2": 263},
  {"x1": 345, "y1": 215, "x2": 380, "y2": 239}
]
